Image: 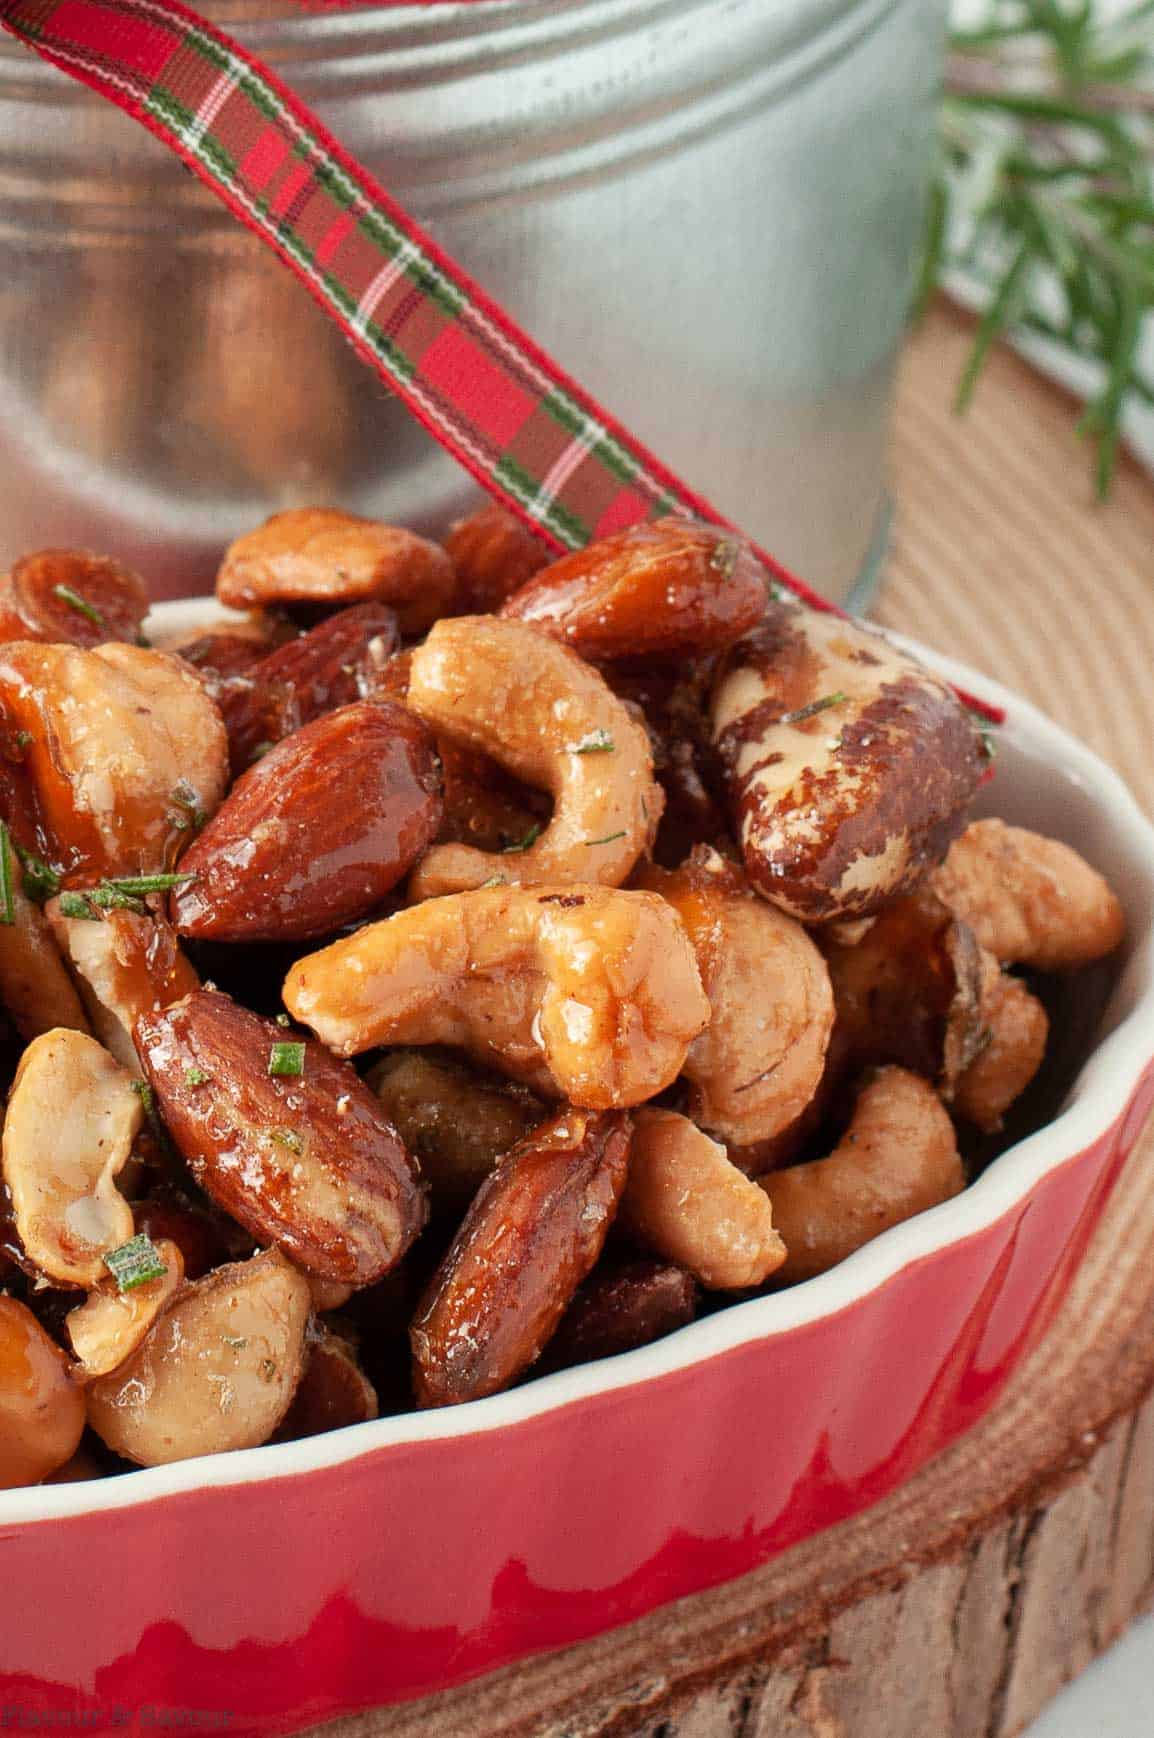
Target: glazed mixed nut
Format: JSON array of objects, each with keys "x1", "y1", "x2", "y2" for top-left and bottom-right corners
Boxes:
[{"x1": 0, "y1": 508, "x2": 1126, "y2": 1486}]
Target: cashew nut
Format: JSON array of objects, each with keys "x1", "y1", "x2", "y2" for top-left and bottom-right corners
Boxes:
[
  {"x1": 953, "y1": 961, "x2": 1049, "y2": 1133},
  {"x1": 66, "y1": 1239, "x2": 185, "y2": 1377},
  {"x1": 618, "y1": 1108, "x2": 786, "y2": 1290},
  {"x1": 368, "y1": 1049, "x2": 545, "y2": 1211},
  {"x1": 710, "y1": 601, "x2": 984, "y2": 920},
  {"x1": 85, "y1": 1247, "x2": 311, "y2": 1466},
  {"x1": 2, "y1": 1029, "x2": 140, "y2": 1287},
  {"x1": 931, "y1": 819, "x2": 1126, "y2": 971},
  {"x1": 284, "y1": 883, "x2": 710, "y2": 1110},
  {"x1": 216, "y1": 508, "x2": 458, "y2": 634},
  {"x1": 0, "y1": 642, "x2": 228, "y2": 877},
  {"x1": 405, "y1": 617, "x2": 661, "y2": 900},
  {"x1": 760, "y1": 1067, "x2": 965, "y2": 1284},
  {"x1": 47, "y1": 903, "x2": 199, "y2": 1070},
  {"x1": 0, "y1": 1296, "x2": 86, "y2": 1488},
  {"x1": 636, "y1": 852, "x2": 834, "y2": 1148}
]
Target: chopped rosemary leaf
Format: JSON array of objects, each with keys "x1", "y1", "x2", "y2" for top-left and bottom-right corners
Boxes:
[
  {"x1": 479, "y1": 875, "x2": 506, "y2": 889},
  {"x1": 131, "y1": 1079, "x2": 156, "y2": 1117},
  {"x1": 275, "y1": 1013, "x2": 291, "y2": 1029},
  {"x1": 104, "y1": 1233, "x2": 167, "y2": 1293},
  {"x1": 185, "y1": 1067, "x2": 211, "y2": 1087},
  {"x1": 572, "y1": 729, "x2": 615, "y2": 755},
  {"x1": 53, "y1": 584, "x2": 106, "y2": 630},
  {"x1": 268, "y1": 1041, "x2": 305, "y2": 1078},
  {"x1": 13, "y1": 844, "x2": 59, "y2": 904},
  {"x1": 778, "y1": 691, "x2": 848, "y2": 728},
  {"x1": 0, "y1": 824, "x2": 14, "y2": 927},
  {"x1": 101, "y1": 873, "x2": 195, "y2": 896},
  {"x1": 501, "y1": 822, "x2": 543, "y2": 854},
  {"x1": 221, "y1": 1334, "x2": 248, "y2": 1350},
  {"x1": 13, "y1": 730, "x2": 32, "y2": 751},
  {"x1": 58, "y1": 891, "x2": 97, "y2": 920},
  {"x1": 585, "y1": 830, "x2": 627, "y2": 847},
  {"x1": 270, "y1": 1128, "x2": 303, "y2": 1154}
]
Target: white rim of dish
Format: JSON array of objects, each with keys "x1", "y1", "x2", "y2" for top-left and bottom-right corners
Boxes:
[{"x1": 6, "y1": 619, "x2": 1154, "y2": 1526}]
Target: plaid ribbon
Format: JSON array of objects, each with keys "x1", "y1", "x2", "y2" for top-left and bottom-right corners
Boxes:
[{"x1": 0, "y1": 0, "x2": 1000, "y2": 723}]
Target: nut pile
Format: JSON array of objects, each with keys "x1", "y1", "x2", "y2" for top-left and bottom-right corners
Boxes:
[{"x1": 0, "y1": 510, "x2": 1126, "y2": 1484}]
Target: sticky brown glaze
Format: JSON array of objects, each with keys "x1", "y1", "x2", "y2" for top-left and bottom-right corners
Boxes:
[
  {"x1": 217, "y1": 601, "x2": 400, "y2": 776},
  {"x1": 711, "y1": 601, "x2": 985, "y2": 922},
  {"x1": 135, "y1": 989, "x2": 427, "y2": 1286},
  {"x1": 500, "y1": 517, "x2": 766, "y2": 662},
  {"x1": 411, "y1": 1108, "x2": 631, "y2": 1406},
  {"x1": 0, "y1": 549, "x2": 149, "y2": 649},
  {"x1": 171, "y1": 702, "x2": 442, "y2": 944}
]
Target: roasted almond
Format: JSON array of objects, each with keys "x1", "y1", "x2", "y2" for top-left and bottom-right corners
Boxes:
[
  {"x1": 171, "y1": 701, "x2": 442, "y2": 944},
  {"x1": 218, "y1": 601, "x2": 400, "y2": 775},
  {"x1": 411, "y1": 1108, "x2": 631, "y2": 1407},
  {"x1": 0, "y1": 549, "x2": 148, "y2": 649},
  {"x1": 216, "y1": 508, "x2": 457, "y2": 634},
  {"x1": 542, "y1": 1259, "x2": 698, "y2": 1372},
  {"x1": 499, "y1": 517, "x2": 766, "y2": 661},
  {"x1": 135, "y1": 989, "x2": 427, "y2": 1286}
]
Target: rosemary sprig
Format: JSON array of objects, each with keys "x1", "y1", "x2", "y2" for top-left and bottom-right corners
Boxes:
[{"x1": 925, "y1": 0, "x2": 1154, "y2": 496}]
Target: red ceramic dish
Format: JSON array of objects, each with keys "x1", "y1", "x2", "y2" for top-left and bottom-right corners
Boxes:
[{"x1": 3, "y1": 613, "x2": 1153, "y2": 1737}]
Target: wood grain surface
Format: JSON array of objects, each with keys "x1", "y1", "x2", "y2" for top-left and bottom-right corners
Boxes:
[{"x1": 309, "y1": 301, "x2": 1154, "y2": 1738}]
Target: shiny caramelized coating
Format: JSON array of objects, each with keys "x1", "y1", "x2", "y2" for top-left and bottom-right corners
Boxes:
[
  {"x1": 216, "y1": 508, "x2": 457, "y2": 635},
  {"x1": 760, "y1": 1067, "x2": 965, "y2": 1285},
  {"x1": 368, "y1": 1049, "x2": 545, "y2": 1212},
  {"x1": 953, "y1": 962, "x2": 1049, "y2": 1133},
  {"x1": 544, "y1": 1259, "x2": 698, "y2": 1370},
  {"x1": 216, "y1": 601, "x2": 400, "y2": 776},
  {"x1": 284, "y1": 883, "x2": 710, "y2": 1109},
  {"x1": 406, "y1": 617, "x2": 661, "y2": 900},
  {"x1": 2, "y1": 1029, "x2": 140, "y2": 1287},
  {"x1": 0, "y1": 549, "x2": 148, "y2": 650},
  {"x1": 931, "y1": 819, "x2": 1126, "y2": 972},
  {"x1": 0, "y1": 1296, "x2": 86, "y2": 1488},
  {"x1": 86, "y1": 1248, "x2": 311, "y2": 1466},
  {"x1": 274, "y1": 1323, "x2": 378, "y2": 1440},
  {"x1": 0, "y1": 642, "x2": 228, "y2": 879},
  {"x1": 500, "y1": 518, "x2": 766, "y2": 662},
  {"x1": 411, "y1": 1108, "x2": 631, "y2": 1407},
  {"x1": 170, "y1": 702, "x2": 443, "y2": 944},
  {"x1": 711, "y1": 601, "x2": 984, "y2": 921},
  {"x1": 136, "y1": 990, "x2": 427, "y2": 1287},
  {"x1": 637, "y1": 852, "x2": 833, "y2": 1149},
  {"x1": 821, "y1": 888, "x2": 988, "y2": 1098},
  {"x1": 47, "y1": 903, "x2": 198, "y2": 1070},
  {"x1": 618, "y1": 1108, "x2": 786, "y2": 1290},
  {"x1": 444, "y1": 502, "x2": 549, "y2": 613},
  {"x1": 65, "y1": 1239, "x2": 184, "y2": 1377}
]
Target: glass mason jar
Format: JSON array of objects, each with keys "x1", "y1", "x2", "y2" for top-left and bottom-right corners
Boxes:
[{"x1": 0, "y1": 0, "x2": 947, "y2": 602}]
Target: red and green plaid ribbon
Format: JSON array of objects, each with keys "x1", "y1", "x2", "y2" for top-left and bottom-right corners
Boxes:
[{"x1": 0, "y1": 0, "x2": 1001, "y2": 722}]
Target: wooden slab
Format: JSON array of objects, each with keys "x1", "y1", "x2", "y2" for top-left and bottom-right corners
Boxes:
[{"x1": 309, "y1": 301, "x2": 1154, "y2": 1738}]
